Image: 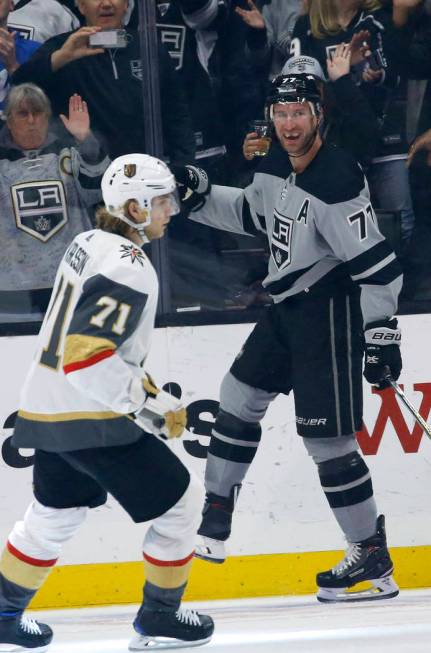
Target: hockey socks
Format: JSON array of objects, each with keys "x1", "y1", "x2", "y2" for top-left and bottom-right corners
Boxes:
[{"x1": 0, "y1": 541, "x2": 57, "y2": 612}]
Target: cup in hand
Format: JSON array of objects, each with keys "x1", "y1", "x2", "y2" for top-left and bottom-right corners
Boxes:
[{"x1": 249, "y1": 120, "x2": 271, "y2": 157}]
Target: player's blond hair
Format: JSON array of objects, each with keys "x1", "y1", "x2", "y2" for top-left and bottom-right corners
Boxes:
[
  {"x1": 95, "y1": 200, "x2": 136, "y2": 237},
  {"x1": 310, "y1": 0, "x2": 381, "y2": 38}
]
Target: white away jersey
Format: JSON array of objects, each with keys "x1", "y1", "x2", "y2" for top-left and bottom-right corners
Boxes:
[
  {"x1": 8, "y1": 0, "x2": 79, "y2": 43},
  {"x1": 13, "y1": 229, "x2": 158, "y2": 451}
]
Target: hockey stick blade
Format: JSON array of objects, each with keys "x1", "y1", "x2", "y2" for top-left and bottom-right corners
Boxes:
[{"x1": 382, "y1": 366, "x2": 431, "y2": 441}]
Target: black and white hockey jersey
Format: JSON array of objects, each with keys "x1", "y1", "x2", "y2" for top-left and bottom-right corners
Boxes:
[
  {"x1": 189, "y1": 141, "x2": 403, "y2": 326},
  {"x1": 8, "y1": 0, "x2": 79, "y2": 43},
  {"x1": 12, "y1": 229, "x2": 158, "y2": 452}
]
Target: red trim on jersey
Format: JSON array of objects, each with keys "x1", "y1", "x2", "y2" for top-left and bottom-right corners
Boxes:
[
  {"x1": 63, "y1": 349, "x2": 114, "y2": 374},
  {"x1": 143, "y1": 551, "x2": 194, "y2": 567},
  {"x1": 7, "y1": 541, "x2": 58, "y2": 568}
]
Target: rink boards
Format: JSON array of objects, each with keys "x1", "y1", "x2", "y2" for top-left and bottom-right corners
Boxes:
[{"x1": 0, "y1": 313, "x2": 430, "y2": 608}]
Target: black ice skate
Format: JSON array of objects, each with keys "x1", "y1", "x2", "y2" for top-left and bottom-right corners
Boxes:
[
  {"x1": 194, "y1": 486, "x2": 241, "y2": 564},
  {"x1": 316, "y1": 515, "x2": 399, "y2": 603},
  {"x1": 0, "y1": 612, "x2": 53, "y2": 652},
  {"x1": 130, "y1": 606, "x2": 214, "y2": 650}
]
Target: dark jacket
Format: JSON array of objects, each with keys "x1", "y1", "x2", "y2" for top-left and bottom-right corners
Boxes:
[{"x1": 12, "y1": 28, "x2": 195, "y2": 163}]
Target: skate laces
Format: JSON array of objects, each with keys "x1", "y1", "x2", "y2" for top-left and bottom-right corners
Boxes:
[
  {"x1": 175, "y1": 607, "x2": 201, "y2": 627},
  {"x1": 19, "y1": 616, "x2": 42, "y2": 635},
  {"x1": 334, "y1": 542, "x2": 362, "y2": 575}
]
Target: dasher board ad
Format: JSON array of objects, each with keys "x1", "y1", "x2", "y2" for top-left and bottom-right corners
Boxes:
[{"x1": 0, "y1": 314, "x2": 430, "y2": 566}]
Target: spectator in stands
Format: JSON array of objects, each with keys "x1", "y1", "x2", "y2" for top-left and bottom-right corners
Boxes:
[
  {"x1": 8, "y1": 0, "x2": 79, "y2": 43},
  {"x1": 289, "y1": 0, "x2": 415, "y2": 248},
  {"x1": 153, "y1": 0, "x2": 262, "y2": 309},
  {"x1": 0, "y1": 0, "x2": 40, "y2": 115},
  {"x1": 0, "y1": 83, "x2": 109, "y2": 323},
  {"x1": 12, "y1": 0, "x2": 195, "y2": 162},
  {"x1": 236, "y1": 0, "x2": 301, "y2": 80}
]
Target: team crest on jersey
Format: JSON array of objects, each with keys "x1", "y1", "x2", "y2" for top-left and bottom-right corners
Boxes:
[
  {"x1": 124, "y1": 164, "x2": 136, "y2": 178},
  {"x1": 120, "y1": 243, "x2": 145, "y2": 266},
  {"x1": 12, "y1": 181, "x2": 68, "y2": 242},
  {"x1": 271, "y1": 209, "x2": 294, "y2": 269},
  {"x1": 157, "y1": 24, "x2": 186, "y2": 70}
]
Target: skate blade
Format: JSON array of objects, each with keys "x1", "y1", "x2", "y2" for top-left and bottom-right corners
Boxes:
[
  {"x1": 194, "y1": 548, "x2": 225, "y2": 564},
  {"x1": 317, "y1": 575, "x2": 399, "y2": 603},
  {"x1": 129, "y1": 633, "x2": 212, "y2": 650},
  {"x1": 194, "y1": 538, "x2": 226, "y2": 564},
  {"x1": 0, "y1": 646, "x2": 49, "y2": 653}
]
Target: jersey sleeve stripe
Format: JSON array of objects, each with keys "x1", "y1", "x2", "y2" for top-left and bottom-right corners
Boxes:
[
  {"x1": 350, "y1": 252, "x2": 396, "y2": 281},
  {"x1": 347, "y1": 240, "x2": 393, "y2": 276},
  {"x1": 63, "y1": 334, "x2": 116, "y2": 369},
  {"x1": 63, "y1": 348, "x2": 115, "y2": 374},
  {"x1": 357, "y1": 258, "x2": 403, "y2": 286}
]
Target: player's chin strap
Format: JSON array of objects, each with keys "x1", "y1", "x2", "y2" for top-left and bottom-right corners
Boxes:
[{"x1": 113, "y1": 210, "x2": 150, "y2": 245}]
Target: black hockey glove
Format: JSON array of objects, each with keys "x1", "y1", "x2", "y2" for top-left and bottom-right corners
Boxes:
[
  {"x1": 363, "y1": 318, "x2": 402, "y2": 389},
  {"x1": 171, "y1": 165, "x2": 211, "y2": 212}
]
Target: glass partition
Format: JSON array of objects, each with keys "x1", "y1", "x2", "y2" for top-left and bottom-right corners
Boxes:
[{"x1": 1, "y1": 0, "x2": 431, "y2": 335}]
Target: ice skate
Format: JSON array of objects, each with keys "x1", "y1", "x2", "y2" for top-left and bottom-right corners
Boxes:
[
  {"x1": 316, "y1": 515, "x2": 399, "y2": 603},
  {"x1": 0, "y1": 612, "x2": 53, "y2": 652},
  {"x1": 130, "y1": 606, "x2": 214, "y2": 650},
  {"x1": 194, "y1": 536, "x2": 226, "y2": 564}
]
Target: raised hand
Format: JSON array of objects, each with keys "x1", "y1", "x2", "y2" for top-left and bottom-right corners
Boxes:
[
  {"x1": 0, "y1": 28, "x2": 18, "y2": 73},
  {"x1": 362, "y1": 65, "x2": 383, "y2": 84},
  {"x1": 235, "y1": 0, "x2": 265, "y2": 30},
  {"x1": 407, "y1": 128, "x2": 431, "y2": 167},
  {"x1": 52, "y1": 27, "x2": 104, "y2": 72},
  {"x1": 327, "y1": 43, "x2": 352, "y2": 82},
  {"x1": 349, "y1": 30, "x2": 370, "y2": 66},
  {"x1": 59, "y1": 94, "x2": 90, "y2": 142}
]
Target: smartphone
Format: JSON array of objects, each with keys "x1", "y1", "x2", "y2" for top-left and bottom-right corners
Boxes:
[{"x1": 89, "y1": 29, "x2": 127, "y2": 49}]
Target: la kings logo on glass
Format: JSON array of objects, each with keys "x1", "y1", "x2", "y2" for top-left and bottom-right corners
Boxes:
[
  {"x1": 12, "y1": 181, "x2": 68, "y2": 242},
  {"x1": 271, "y1": 209, "x2": 294, "y2": 269}
]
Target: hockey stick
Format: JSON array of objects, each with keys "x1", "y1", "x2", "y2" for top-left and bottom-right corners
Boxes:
[{"x1": 382, "y1": 366, "x2": 431, "y2": 441}]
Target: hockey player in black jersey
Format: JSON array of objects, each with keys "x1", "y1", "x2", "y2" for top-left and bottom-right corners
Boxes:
[
  {"x1": 0, "y1": 154, "x2": 214, "y2": 651},
  {"x1": 175, "y1": 74, "x2": 403, "y2": 603}
]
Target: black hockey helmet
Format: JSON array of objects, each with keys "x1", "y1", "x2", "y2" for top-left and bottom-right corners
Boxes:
[{"x1": 265, "y1": 73, "x2": 322, "y2": 119}]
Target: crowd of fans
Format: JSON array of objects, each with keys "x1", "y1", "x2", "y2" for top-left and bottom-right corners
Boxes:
[{"x1": 1, "y1": 0, "x2": 431, "y2": 324}]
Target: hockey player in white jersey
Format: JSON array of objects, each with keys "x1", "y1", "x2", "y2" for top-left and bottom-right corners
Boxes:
[
  {"x1": 0, "y1": 154, "x2": 214, "y2": 651},
  {"x1": 174, "y1": 74, "x2": 403, "y2": 603}
]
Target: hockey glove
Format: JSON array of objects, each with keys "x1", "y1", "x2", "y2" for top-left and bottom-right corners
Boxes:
[
  {"x1": 134, "y1": 373, "x2": 187, "y2": 440},
  {"x1": 171, "y1": 165, "x2": 211, "y2": 212},
  {"x1": 363, "y1": 318, "x2": 402, "y2": 389}
]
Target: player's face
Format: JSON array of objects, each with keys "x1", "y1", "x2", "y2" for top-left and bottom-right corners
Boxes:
[
  {"x1": 272, "y1": 102, "x2": 318, "y2": 156},
  {"x1": 7, "y1": 102, "x2": 50, "y2": 150},
  {"x1": 77, "y1": 0, "x2": 128, "y2": 28},
  {"x1": 143, "y1": 195, "x2": 175, "y2": 241}
]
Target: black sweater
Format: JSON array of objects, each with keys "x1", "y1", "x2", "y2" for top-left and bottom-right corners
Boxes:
[{"x1": 13, "y1": 28, "x2": 196, "y2": 163}]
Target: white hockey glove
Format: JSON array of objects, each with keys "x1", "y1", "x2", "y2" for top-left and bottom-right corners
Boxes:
[{"x1": 134, "y1": 374, "x2": 187, "y2": 440}]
